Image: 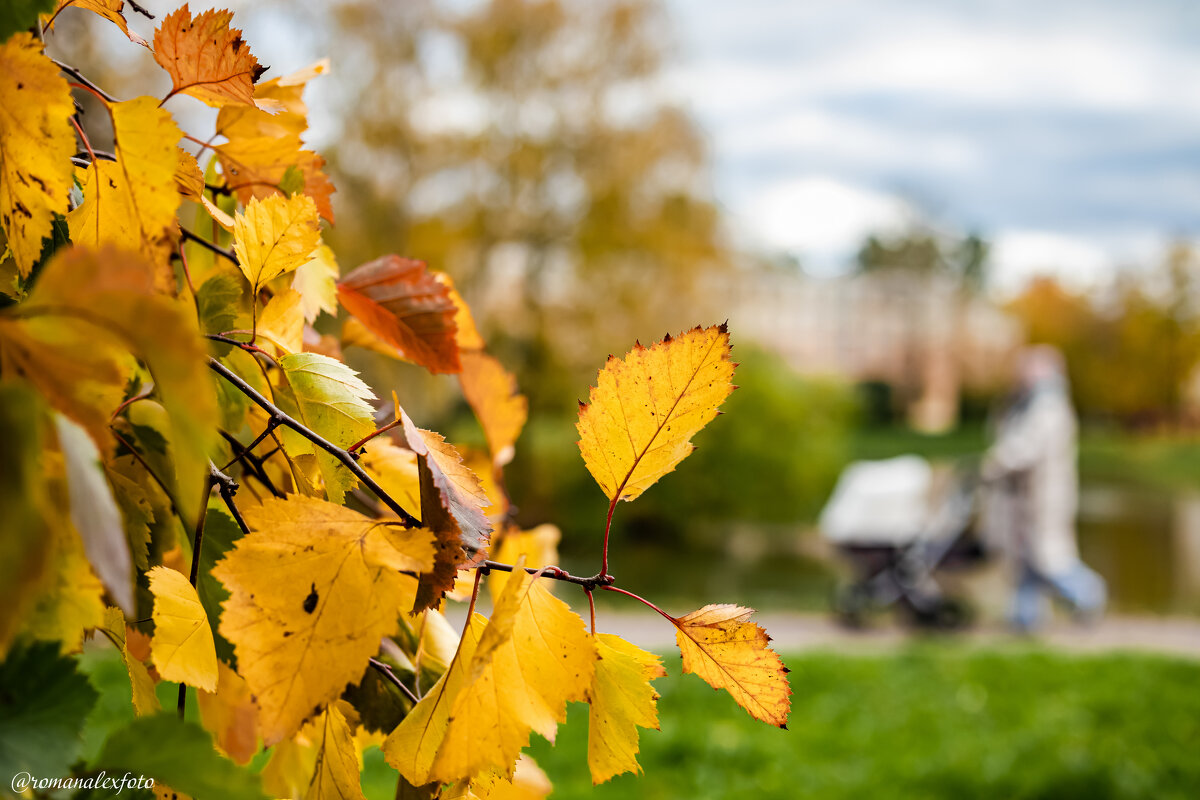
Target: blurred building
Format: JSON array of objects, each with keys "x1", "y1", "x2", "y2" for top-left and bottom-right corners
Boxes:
[{"x1": 724, "y1": 268, "x2": 1024, "y2": 431}]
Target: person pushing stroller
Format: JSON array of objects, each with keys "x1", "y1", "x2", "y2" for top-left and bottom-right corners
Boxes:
[{"x1": 981, "y1": 345, "x2": 1106, "y2": 631}]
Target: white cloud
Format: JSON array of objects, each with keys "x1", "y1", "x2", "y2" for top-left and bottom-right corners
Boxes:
[{"x1": 740, "y1": 177, "x2": 912, "y2": 272}]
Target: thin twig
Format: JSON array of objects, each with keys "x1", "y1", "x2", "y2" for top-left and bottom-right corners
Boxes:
[
  {"x1": 218, "y1": 430, "x2": 285, "y2": 499},
  {"x1": 474, "y1": 560, "x2": 615, "y2": 590},
  {"x1": 126, "y1": 0, "x2": 155, "y2": 19},
  {"x1": 211, "y1": 464, "x2": 251, "y2": 536},
  {"x1": 53, "y1": 59, "x2": 118, "y2": 102},
  {"x1": 181, "y1": 228, "x2": 238, "y2": 264},
  {"x1": 368, "y1": 658, "x2": 420, "y2": 705},
  {"x1": 207, "y1": 358, "x2": 420, "y2": 526}
]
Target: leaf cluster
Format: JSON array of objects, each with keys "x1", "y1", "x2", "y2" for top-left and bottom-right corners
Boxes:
[{"x1": 0, "y1": 5, "x2": 790, "y2": 799}]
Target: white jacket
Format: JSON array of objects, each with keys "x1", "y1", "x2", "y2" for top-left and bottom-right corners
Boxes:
[{"x1": 982, "y1": 382, "x2": 1081, "y2": 576}]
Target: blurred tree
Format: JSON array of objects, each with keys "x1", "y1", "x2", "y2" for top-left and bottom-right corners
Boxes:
[
  {"x1": 320, "y1": 0, "x2": 729, "y2": 411},
  {"x1": 1007, "y1": 247, "x2": 1200, "y2": 428}
]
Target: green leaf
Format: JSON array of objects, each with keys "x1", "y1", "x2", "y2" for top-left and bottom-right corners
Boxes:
[
  {"x1": 0, "y1": 640, "x2": 99, "y2": 780},
  {"x1": 92, "y1": 714, "x2": 267, "y2": 800},
  {"x1": 196, "y1": 272, "x2": 246, "y2": 354},
  {"x1": 278, "y1": 352, "x2": 377, "y2": 503},
  {"x1": 278, "y1": 163, "x2": 305, "y2": 197},
  {"x1": 194, "y1": 507, "x2": 242, "y2": 663},
  {"x1": 0, "y1": 0, "x2": 54, "y2": 45}
]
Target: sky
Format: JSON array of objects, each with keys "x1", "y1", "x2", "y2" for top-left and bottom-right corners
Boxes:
[{"x1": 660, "y1": 0, "x2": 1200, "y2": 291}]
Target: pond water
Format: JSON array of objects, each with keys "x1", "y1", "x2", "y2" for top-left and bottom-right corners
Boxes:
[{"x1": 1078, "y1": 483, "x2": 1200, "y2": 616}]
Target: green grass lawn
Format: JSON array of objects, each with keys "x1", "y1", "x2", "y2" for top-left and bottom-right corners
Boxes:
[{"x1": 513, "y1": 646, "x2": 1200, "y2": 800}]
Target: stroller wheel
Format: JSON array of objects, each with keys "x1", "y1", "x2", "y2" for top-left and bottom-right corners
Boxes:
[
  {"x1": 832, "y1": 583, "x2": 873, "y2": 629},
  {"x1": 906, "y1": 596, "x2": 973, "y2": 630}
]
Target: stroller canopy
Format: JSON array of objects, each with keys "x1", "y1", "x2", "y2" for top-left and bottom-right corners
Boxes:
[{"x1": 820, "y1": 455, "x2": 934, "y2": 546}]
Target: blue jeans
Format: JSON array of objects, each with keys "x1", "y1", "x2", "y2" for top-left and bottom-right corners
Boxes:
[{"x1": 1011, "y1": 561, "x2": 1107, "y2": 630}]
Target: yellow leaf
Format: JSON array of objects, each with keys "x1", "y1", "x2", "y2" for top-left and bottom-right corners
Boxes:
[
  {"x1": 212, "y1": 495, "x2": 433, "y2": 745},
  {"x1": 197, "y1": 660, "x2": 259, "y2": 765},
  {"x1": 154, "y1": 4, "x2": 264, "y2": 107},
  {"x1": 175, "y1": 147, "x2": 205, "y2": 200},
  {"x1": 68, "y1": 96, "x2": 184, "y2": 292},
  {"x1": 672, "y1": 604, "x2": 791, "y2": 728},
  {"x1": 586, "y1": 633, "x2": 665, "y2": 784},
  {"x1": 576, "y1": 323, "x2": 735, "y2": 502},
  {"x1": 101, "y1": 606, "x2": 161, "y2": 717},
  {"x1": 492, "y1": 525, "x2": 559, "y2": 572},
  {"x1": 0, "y1": 246, "x2": 220, "y2": 527},
  {"x1": 291, "y1": 244, "x2": 339, "y2": 323},
  {"x1": 148, "y1": 565, "x2": 218, "y2": 692},
  {"x1": 438, "y1": 273, "x2": 485, "y2": 351},
  {"x1": 385, "y1": 571, "x2": 596, "y2": 785},
  {"x1": 0, "y1": 33, "x2": 75, "y2": 276},
  {"x1": 233, "y1": 193, "x2": 320, "y2": 296},
  {"x1": 360, "y1": 440, "x2": 422, "y2": 522},
  {"x1": 458, "y1": 351, "x2": 528, "y2": 467},
  {"x1": 216, "y1": 134, "x2": 335, "y2": 222},
  {"x1": 216, "y1": 58, "x2": 329, "y2": 143},
  {"x1": 277, "y1": 352, "x2": 376, "y2": 504},
  {"x1": 304, "y1": 704, "x2": 366, "y2": 800},
  {"x1": 442, "y1": 755, "x2": 553, "y2": 800},
  {"x1": 21, "y1": 463, "x2": 105, "y2": 654},
  {"x1": 45, "y1": 0, "x2": 148, "y2": 46},
  {"x1": 257, "y1": 288, "x2": 304, "y2": 355}
]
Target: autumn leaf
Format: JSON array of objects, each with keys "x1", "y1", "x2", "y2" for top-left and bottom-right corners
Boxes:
[
  {"x1": 45, "y1": 0, "x2": 147, "y2": 46},
  {"x1": 337, "y1": 255, "x2": 461, "y2": 373},
  {"x1": 385, "y1": 569, "x2": 595, "y2": 785},
  {"x1": 148, "y1": 565, "x2": 218, "y2": 692},
  {"x1": 586, "y1": 633, "x2": 665, "y2": 784},
  {"x1": 443, "y1": 755, "x2": 553, "y2": 800},
  {"x1": 305, "y1": 704, "x2": 366, "y2": 800},
  {"x1": 100, "y1": 606, "x2": 160, "y2": 717},
  {"x1": 360, "y1": 439, "x2": 422, "y2": 521},
  {"x1": 394, "y1": 404, "x2": 492, "y2": 610},
  {"x1": 232, "y1": 193, "x2": 321, "y2": 296},
  {"x1": 459, "y1": 351, "x2": 528, "y2": 467},
  {"x1": 175, "y1": 147, "x2": 205, "y2": 200},
  {"x1": 577, "y1": 323, "x2": 735, "y2": 502},
  {"x1": 68, "y1": 96, "x2": 184, "y2": 292},
  {"x1": 212, "y1": 495, "x2": 434, "y2": 745},
  {"x1": 154, "y1": 4, "x2": 264, "y2": 107},
  {"x1": 216, "y1": 58, "x2": 329, "y2": 142},
  {"x1": 0, "y1": 383, "x2": 53, "y2": 657},
  {"x1": 215, "y1": 134, "x2": 335, "y2": 222},
  {"x1": 291, "y1": 243, "x2": 339, "y2": 323},
  {"x1": 197, "y1": 660, "x2": 258, "y2": 764},
  {"x1": 257, "y1": 288, "x2": 304, "y2": 355},
  {"x1": 277, "y1": 352, "x2": 376, "y2": 503},
  {"x1": 672, "y1": 604, "x2": 791, "y2": 728},
  {"x1": 55, "y1": 414, "x2": 132, "y2": 614},
  {"x1": 0, "y1": 32, "x2": 75, "y2": 276},
  {"x1": 492, "y1": 525, "x2": 559, "y2": 572},
  {"x1": 0, "y1": 246, "x2": 220, "y2": 526}
]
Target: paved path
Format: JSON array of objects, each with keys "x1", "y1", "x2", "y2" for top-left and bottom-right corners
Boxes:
[{"x1": 579, "y1": 611, "x2": 1200, "y2": 658}]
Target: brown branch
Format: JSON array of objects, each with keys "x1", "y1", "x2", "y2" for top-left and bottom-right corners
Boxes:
[
  {"x1": 218, "y1": 429, "x2": 285, "y2": 499},
  {"x1": 207, "y1": 358, "x2": 420, "y2": 526},
  {"x1": 181, "y1": 228, "x2": 238, "y2": 265},
  {"x1": 53, "y1": 59, "x2": 118, "y2": 103},
  {"x1": 475, "y1": 560, "x2": 615, "y2": 590},
  {"x1": 368, "y1": 658, "x2": 420, "y2": 705}
]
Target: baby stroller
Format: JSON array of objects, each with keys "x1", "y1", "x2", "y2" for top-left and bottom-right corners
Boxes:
[{"x1": 820, "y1": 455, "x2": 986, "y2": 629}]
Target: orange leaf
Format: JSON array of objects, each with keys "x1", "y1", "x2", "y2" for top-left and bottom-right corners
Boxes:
[
  {"x1": 214, "y1": 134, "x2": 335, "y2": 222},
  {"x1": 46, "y1": 0, "x2": 148, "y2": 46},
  {"x1": 458, "y1": 351, "x2": 527, "y2": 467},
  {"x1": 154, "y1": 4, "x2": 264, "y2": 108},
  {"x1": 393, "y1": 405, "x2": 492, "y2": 610},
  {"x1": 672, "y1": 604, "x2": 791, "y2": 728},
  {"x1": 337, "y1": 256, "x2": 460, "y2": 374}
]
